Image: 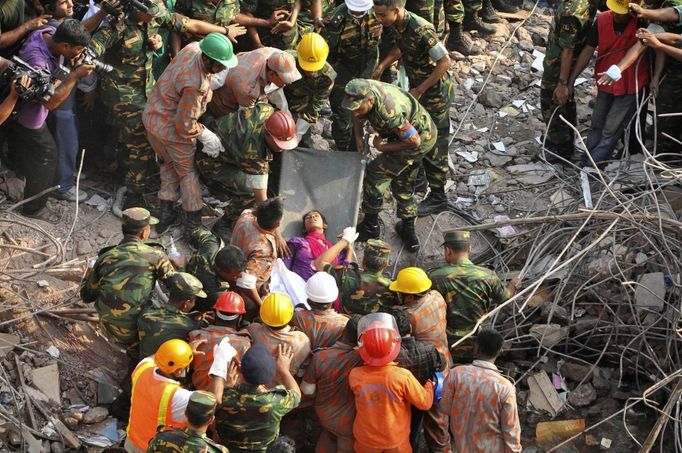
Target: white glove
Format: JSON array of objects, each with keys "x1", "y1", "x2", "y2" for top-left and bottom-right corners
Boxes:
[
  {"x1": 295, "y1": 118, "x2": 311, "y2": 143},
  {"x1": 199, "y1": 128, "x2": 224, "y2": 158},
  {"x1": 209, "y1": 68, "x2": 229, "y2": 90},
  {"x1": 342, "y1": 226, "x2": 359, "y2": 244},
  {"x1": 208, "y1": 337, "x2": 237, "y2": 380},
  {"x1": 606, "y1": 65, "x2": 622, "y2": 82},
  {"x1": 236, "y1": 272, "x2": 257, "y2": 289}
]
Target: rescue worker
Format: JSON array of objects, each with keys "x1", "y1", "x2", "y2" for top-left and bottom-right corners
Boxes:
[
  {"x1": 300, "y1": 316, "x2": 363, "y2": 453},
  {"x1": 283, "y1": 32, "x2": 336, "y2": 146},
  {"x1": 137, "y1": 272, "x2": 207, "y2": 358},
  {"x1": 344, "y1": 78, "x2": 437, "y2": 252},
  {"x1": 540, "y1": 0, "x2": 596, "y2": 163},
  {"x1": 243, "y1": 0, "x2": 301, "y2": 49},
  {"x1": 247, "y1": 293, "x2": 312, "y2": 384},
  {"x1": 173, "y1": 0, "x2": 246, "y2": 47},
  {"x1": 322, "y1": 0, "x2": 382, "y2": 151},
  {"x1": 189, "y1": 291, "x2": 252, "y2": 391},
  {"x1": 209, "y1": 47, "x2": 302, "y2": 116},
  {"x1": 390, "y1": 268, "x2": 451, "y2": 452},
  {"x1": 212, "y1": 343, "x2": 302, "y2": 451},
  {"x1": 371, "y1": 0, "x2": 454, "y2": 216},
  {"x1": 88, "y1": 0, "x2": 242, "y2": 209},
  {"x1": 314, "y1": 238, "x2": 397, "y2": 315},
  {"x1": 142, "y1": 32, "x2": 238, "y2": 237},
  {"x1": 147, "y1": 391, "x2": 229, "y2": 453},
  {"x1": 125, "y1": 339, "x2": 202, "y2": 452},
  {"x1": 291, "y1": 271, "x2": 349, "y2": 349},
  {"x1": 196, "y1": 106, "x2": 298, "y2": 242},
  {"x1": 443, "y1": 0, "x2": 495, "y2": 56},
  {"x1": 428, "y1": 230, "x2": 521, "y2": 362},
  {"x1": 349, "y1": 313, "x2": 436, "y2": 452},
  {"x1": 80, "y1": 208, "x2": 176, "y2": 355}
]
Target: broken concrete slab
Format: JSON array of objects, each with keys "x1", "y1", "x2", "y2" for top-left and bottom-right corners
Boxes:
[
  {"x1": 527, "y1": 371, "x2": 563, "y2": 416},
  {"x1": 529, "y1": 324, "x2": 569, "y2": 348},
  {"x1": 507, "y1": 163, "x2": 555, "y2": 185},
  {"x1": 634, "y1": 272, "x2": 665, "y2": 311},
  {"x1": 97, "y1": 381, "x2": 120, "y2": 405},
  {"x1": 550, "y1": 189, "x2": 573, "y2": 210},
  {"x1": 29, "y1": 363, "x2": 60, "y2": 404},
  {"x1": 559, "y1": 362, "x2": 594, "y2": 382},
  {"x1": 0, "y1": 333, "x2": 19, "y2": 358},
  {"x1": 568, "y1": 382, "x2": 597, "y2": 407},
  {"x1": 83, "y1": 407, "x2": 109, "y2": 425}
]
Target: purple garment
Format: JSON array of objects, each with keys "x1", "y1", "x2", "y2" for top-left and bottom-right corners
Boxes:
[
  {"x1": 283, "y1": 236, "x2": 348, "y2": 281},
  {"x1": 16, "y1": 27, "x2": 62, "y2": 130}
]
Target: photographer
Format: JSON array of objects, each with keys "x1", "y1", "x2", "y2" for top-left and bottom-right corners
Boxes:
[
  {"x1": 6, "y1": 18, "x2": 94, "y2": 219},
  {"x1": 0, "y1": 75, "x2": 31, "y2": 124}
]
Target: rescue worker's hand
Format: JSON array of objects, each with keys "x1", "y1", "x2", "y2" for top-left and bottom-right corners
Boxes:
[
  {"x1": 313, "y1": 17, "x2": 326, "y2": 30},
  {"x1": 341, "y1": 226, "x2": 358, "y2": 244},
  {"x1": 637, "y1": 28, "x2": 662, "y2": 48},
  {"x1": 552, "y1": 84, "x2": 569, "y2": 106},
  {"x1": 275, "y1": 230, "x2": 291, "y2": 258},
  {"x1": 597, "y1": 65, "x2": 621, "y2": 86},
  {"x1": 225, "y1": 23, "x2": 247, "y2": 43},
  {"x1": 225, "y1": 359, "x2": 239, "y2": 387},
  {"x1": 276, "y1": 343, "x2": 294, "y2": 373},
  {"x1": 628, "y1": 3, "x2": 644, "y2": 18},
  {"x1": 148, "y1": 33, "x2": 163, "y2": 51},
  {"x1": 409, "y1": 87, "x2": 424, "y2": 100},
  {"x1": 10, "y1": 75, "x2": 31, "y2": 96},
  {"x1": 271, "y1": 19, "x2": 294, "y2": 35},
  {"x1": 209, "y1": 337, "x2": 238, "y2": 380},
  {"x1": 189, "y1": 338, "x2": 207, "y2": 357},
  {"x1": 370, "y1": 66, "x2": 385, "y2": 80},
  {"x1": 373, "y1": 135, "x2": 386, "y2": 152},
  {"x1": 26, "y1": 14, "x2": 51, "y2": 31},
  {"x1": 198, "y1": 127, "x2": 225, "y2": 157},
  {"x1": 268, "y1": 8, "x2": 290, "y2": 27}
]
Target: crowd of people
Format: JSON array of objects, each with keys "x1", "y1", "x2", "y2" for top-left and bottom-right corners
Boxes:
[{"x1": 0, "y1": 0, "x2": 681, "y2": 450}]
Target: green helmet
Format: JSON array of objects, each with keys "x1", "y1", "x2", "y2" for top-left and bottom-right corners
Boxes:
[{"x1": 199, "y1": 33, "x2": 238, "y2": 68}]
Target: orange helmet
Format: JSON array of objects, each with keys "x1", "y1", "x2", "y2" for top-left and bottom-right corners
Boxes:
[
  {"x1": 214, "y1": 291, "x2": 246, "y2": 315},
  {"x1": 155, "y1": 339, "x2": 194, "y2": 374},
  {"x1": 265, "y1": 111, "x2": 297, "y2": 151},
  {"x1": 357, "y1": 313, "x2": 401, "y2": 366}
]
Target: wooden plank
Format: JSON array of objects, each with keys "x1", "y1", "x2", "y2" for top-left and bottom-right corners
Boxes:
[{"x1": 528, "y1": 371, "x2": 563, "y2": 416}]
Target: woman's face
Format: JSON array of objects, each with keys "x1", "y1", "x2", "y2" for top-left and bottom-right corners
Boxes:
[{"x1": 303, "y1": 211, "x2": 325, "y2": 232}]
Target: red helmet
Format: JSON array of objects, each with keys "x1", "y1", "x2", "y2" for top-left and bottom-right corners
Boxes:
[
  {"x1": 264, "y1": 110, "x2": 297, "y2": 151},
  {"x1": 214, "y1": 291, "x2": 246, "y2": 315},
  {"x1": 357, "y1": 314, "x2": 401, "y2": 366}
]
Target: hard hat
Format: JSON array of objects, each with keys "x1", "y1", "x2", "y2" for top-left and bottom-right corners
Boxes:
[
  {"x1": 297, "y1": 33, "x2": 329, "y2": 72},
  {"x1": 305, "y1": 272, "x2": 339, "y2": 304},
  {"x1": 345, "y1": 0, "x2": 373, "y2": 13},
  {"x1": 214, "y1": 291, "x2": 246, "y2": 315},
  {"x1": 199, "y1": 33, "x2": 238, "y2": 68},
  {"x1": 264, "y1": 110, "x2": 298, "y2": 151},
  {"x1": 155, "y1": 339, "x2": 194, "y2": 375},
  {"x1": 389, "y1": 267, "x2": 432, "y2": 294},
  {"x1": 357, "y1": 313, "x2": 401, "y2": 366},
  {"x1": 260, "y1": 293, "x2": 294, "y2": 327},
  {"x1": 606, "y1": 0, "x2": 631, "y2": 14}
]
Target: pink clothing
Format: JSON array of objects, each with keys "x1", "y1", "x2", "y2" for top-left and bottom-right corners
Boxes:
[{"x1": 441, "y1": 360, "x2": 521, "y2": 453}]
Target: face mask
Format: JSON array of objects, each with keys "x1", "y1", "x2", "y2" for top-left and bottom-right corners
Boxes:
[{"x1": 350, "y1": 10, "x2": 367, "y2": 19}]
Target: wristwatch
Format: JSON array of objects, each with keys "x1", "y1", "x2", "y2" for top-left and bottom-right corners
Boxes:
[{"x1": 558, "y1": 78, "x2": 568, "y2": 86}]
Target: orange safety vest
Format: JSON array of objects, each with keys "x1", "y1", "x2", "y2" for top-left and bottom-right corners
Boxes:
[{"x1": 126, "y1": 360, "x2": 187, "y2": 450}]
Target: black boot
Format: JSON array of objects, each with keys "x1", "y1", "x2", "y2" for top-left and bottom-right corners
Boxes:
[
  {"x1": 417, "y1": 189, "x2": 448, "y2": 217},
  {"x1": 122, "y1": 191, "x2": 144, "y2": 210},
  {"x1": 446, "y1": 22, "x2": 482, "y2": 56},
  {"x1": 357, "y1": 213, "x2": 380, "y2": 242},
  {"x1": 492, "y1": 0, "x2": 519, "y2": 13},
  {"x1": 184, "y1": 210, "x2": 203, "y2": 240},
  {"x1": 463, "y1": 10, "x2": 496, "y2": 35},
  {"x1": 155, "y1": 200, "x2": 178, "y2": 234},
  {"x1": 211, "y1": 215, "x2": 234, "y2": 245},
  {"x1": 480, "y1": 0, "x2": 502, "y2": 23},
  {"x1": 396, "y1": 217, "x2": 419, "y2": 253}
]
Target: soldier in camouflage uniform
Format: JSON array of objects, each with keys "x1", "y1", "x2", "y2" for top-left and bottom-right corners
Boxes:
[
  {"x1": 442, "y1": 0, "x2": 495, "y2": 56},
  {"x1": 88, "y1": 0, "x2": 233, "y2": 208},
  {"x1": 322, "y1": 0, "x2": 382, "y2": 151},
  {"x1": 344, "y1": 79, "x2": 437, "y2": 252},
  {"x1": 317, "y1": 239, "x2": 397, "y2": 315},
  {"x1": 175, "y1": 0, "x2": 240, "y2": 41},
  {"x1": 540, "y1": 0, "x2": 596, "y2": 162},
  {"x1": 213, "y1": 343, "x2": 301, "y2": 452},
  {"x1": 80, "y1": 208, "x2": 176, "y2": 353},
  {"x1": 428, "y1": 231, "x2": 521, "y2": 362},
  {"x1": 372, "y1": 0, "x2": 454, "y2": 216},
  {"x1": 242, "y1": 0, "x2": 300, "y2": 49},
  {"x1": 297, "y1": 0, "x2": 333, "y2": 34},
  {"x1": 147, "y1": 391, "x2": 229, "y2": 453},
  {"x1": 137, "y1": 272, "x2": 207, "y2": 358}
]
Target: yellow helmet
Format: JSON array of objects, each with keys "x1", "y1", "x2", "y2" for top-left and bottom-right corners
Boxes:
[
  {"x1": 155, "y1": 339, "x2": 194, "y2": 375},
  {"x1": 260, "y1": 293, "x2": 294, "y2": 327},
  {"x1": 297, "y1": 33, "x2": 329, "y2": 72},
  {"x1": 389, "y1": 267, "x2": 432, "y2": 294}
]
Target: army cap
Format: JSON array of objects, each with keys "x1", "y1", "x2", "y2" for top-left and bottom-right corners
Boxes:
[
  {"x1": 365, "y1": 239, "x2": 391, "y2": 258},
  {"x1": 122, "y1": 207, "x2": 158, "y2": 228},
  {"x1": 342, "y1": 79, "x2": 372, "y2": 111},
  {"x1": 186, "y1": 390, "x2": 217, "y2": 419},
  {"x1": 267, "y1": 51, "x2": 302, "y2": 84},
  {"x1": 442, "y1": 230, "x2": 471, "y2": 246},
  {"x1": 169, "y1": 272, "x2": 208, "y2": 299}
]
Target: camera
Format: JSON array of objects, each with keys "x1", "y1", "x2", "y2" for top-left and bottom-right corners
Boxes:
[
  {"x1": 82, "y1": 49, "x2": 114, "y2": 75},
  {"x1": 101, "y1": 0, "x2": 155, "y2": 16},
  {"x1": 0, "y1": 57, "x2": 62, "y2": 103}
]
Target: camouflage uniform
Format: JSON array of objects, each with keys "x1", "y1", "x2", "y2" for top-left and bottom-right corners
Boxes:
[
  {"x1": 322, "y1": 4, "x2": 381, "y2": 150},
  {"x1": 138, "y1": 300, "x2": 204, "y2": 358},
  {"x1": 443, "y1": 0, "x2": 479, "y2": 26},
  {"x1": 176, "y1": 0, "x2": 239, "y2": 43},
  {"x1": 291, "y1": 309, "x2": 349, "y2": 350},
  {"x1": 344, "y1": 79, "x2": 437, "y2": 219},
  {"x1": 403, "y1": 0, "x2": 435, "y2": 24},
  {"x1": 541, "y1": 0, "x2": 596, "y2": 157},
  {"x1": 189, "y1": 325, "x2": 252, "y2": 390},
  {"x1": 80, "y1": 209, "x2": 175, "y2": 349},
  {"x1": 196, "y1": 103, "x2": 275, "y2": 222},
  {"x1": 297, "y1": 0, "x2": 333, "y2": 34},
  {"x1": 88, "y1": 8, "x2": 190, "y2": 199},
  {"x1": 186, "y1": 227, "x2": 228, "y2": 310},
  {"x1": 389, "y1": 11, "x2": 453, "y2": 192},
  {"x1": 283, "y1": 50, "x2": 337, "y2": 124},
  {"x1": 215, "y1": 384, "x2": 301, "y2": 451},
  {"x1": 247, "y1": 323, "x2": 311, "y2": 383},
  {"x1": 655, "y1": 0, "x2": 682, "y2": 157},
  {"x1": 242, "y1": 0, "x2": 298, "y2": 49}
]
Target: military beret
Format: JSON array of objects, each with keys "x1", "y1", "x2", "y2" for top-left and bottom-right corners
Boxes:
[
  {"x1": 122, "y1": 207, "x2": 158, "y2": 228},
  {"x1": 186, "y1": 390, "x2": 217, "y2": 419},
  {"x1": 365, "y1": 239, "x2": 391, "y2": 258},
  {"x1": 342, "y1": 78, "x2": 372, "y2": 111},
  {"x1": 169, "y1": 272, "x2": 208, "y2": 299},
  {"x1": 442, "y1": 230, "x2": 471, "y2": 246}
]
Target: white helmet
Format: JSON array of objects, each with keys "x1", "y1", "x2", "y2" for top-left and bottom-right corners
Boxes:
[{"x1": 305, "y1": 272, "x2": 339, "y2": 304}]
